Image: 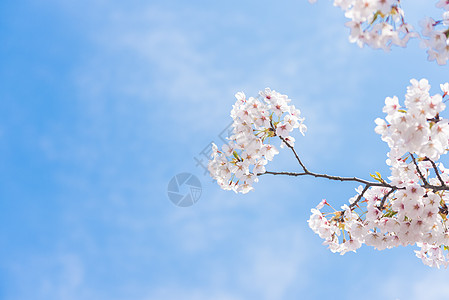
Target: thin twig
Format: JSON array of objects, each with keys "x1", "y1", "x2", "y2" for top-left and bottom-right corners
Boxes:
[
  {"x1": 260, "y1": 128, "x2": 449, "y2": 204},
  {"x1": 426, "y1": 157, "x2": 445, "y2": 186},
  {"x1": 378, "y1": 188, "x2": 397, "y2": 210},
  {"x1": 349, "y1": 185, "x2": 370, "y2": 209},
  {"x1": 410, "y1": 153, "x2": 429, "y2": 186},
  {"x1": 278, "y1": 136, "x2": 309, "y2": 173},
  {"x1": 273, "y1": 134, "x2": 395, "y2": 188},
  {"x1": 262, "y1": 171, "x2": 394, "y2": 188}
]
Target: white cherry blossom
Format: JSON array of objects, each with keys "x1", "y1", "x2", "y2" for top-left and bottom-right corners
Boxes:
[
  {"x1": 210, "y1": 79, "x2": 449, "y2": 268},
  {"x1": 208, "y1": 89, "x2": 306, "y2": 194},
  {"x1": 310, "y1": 1, "x2": 449, "y2": 64}
]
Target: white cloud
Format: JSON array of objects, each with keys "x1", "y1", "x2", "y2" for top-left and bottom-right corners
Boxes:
[{"x1": 9, "y1": 2, "x2": 421, "y2": 299}]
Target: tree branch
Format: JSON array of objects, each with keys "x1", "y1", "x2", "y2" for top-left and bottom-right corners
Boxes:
[
  {"x1": 378, "y1": 188, "x2": 396, "y2": 210},
  {"x1": 278, "y1": 136, "x2": 309, "y2": 173},
  {"x1": 268, "y1": 133, "x2": 394, "y2": 188},
  {"x1": 262, "y1": 171, "x2": 394, "y2": 188},
  {"x1": 426, "y1": 157, "x2": 445, "y2": 186},
  {"x1": 410, "y1": 153, "x2": 429, "y2": 186},
  {"x1": 260, "y1": 129, "x2": 449, "y2": 209},
  {"x1": 349, "y1": 185, "x2": 369, "y2": 209}
]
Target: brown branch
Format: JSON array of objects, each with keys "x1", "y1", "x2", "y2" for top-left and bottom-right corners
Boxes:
[
  {"x1": 278, "y1": 136, "x2": 309, "y2": 173},
  {"x1": 262, "y1": 171, "x2": 394, "y2": 188},
  {"x1": 378, "y1": 188, "x2": 397, "y2": 210},
  {"x1": 423, "y1": 184, "x2": 449, "y2": 192},
  {"x1": 263, "y1": 171, "x2": 306, "y2": 176},
  {"x1": 260, "y1": 128, "x2": 449, "y2": 210},
  {"x1": 269, "y1": 120, "x2": 308, "y2": 172},
  {"x1": 261, "y1": 171, "x2": 449, "y2": 192},
  {"x1": 270, "y1": 133, "x2": 395, "y2": 188},
  {"x1": 426, "y1": 157, "x2": 445, "y2": 186},
  {"x1": 349, "y1": 185, "x2": 370, "y2": 209},
  {"x1": 410, "y1": 153, "x2": 429, "y2": 186}
]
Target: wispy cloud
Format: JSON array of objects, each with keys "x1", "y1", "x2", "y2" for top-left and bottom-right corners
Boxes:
[{"x1": 5, "y1": 1, "x2": 444, "y2": 299}]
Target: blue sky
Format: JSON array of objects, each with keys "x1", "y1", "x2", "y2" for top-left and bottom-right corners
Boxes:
[{"x1": 1, "y1": 0, "x2": 449, "y2": 299}]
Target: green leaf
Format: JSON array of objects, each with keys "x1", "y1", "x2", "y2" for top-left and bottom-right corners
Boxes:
[
  {"x1": 370, "y1": 172, "x2": 385, "y2": 183},
  {"x1": 383, "y1": 210, "x2": 398, "y2": 218},
  {"x1": 233, "y1": 151, "x2": 240, "y2": 160}
]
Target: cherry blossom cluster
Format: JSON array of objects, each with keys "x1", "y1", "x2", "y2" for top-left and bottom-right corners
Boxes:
[
  {"x1": 309, "y1": 0, "x2": 416, "y2": 51},
  {"x1": 309, "y1": 79, "x2": 449, "y2": 268},
  {"x1": 375, "y1": 78, "x2": 448, "y2": 161},
  {"x1": 309, "y1": 0, "x2": 449, "y2": 65},
  {"x1": 208, "y1": 79, "x2": 449, "y2": 267},
  {"x1": 208, "y1": 89, "x2": 306, "y2": 193},
  {"x1": 420, "y1": 1, "x2": 449, "y2": 65}
]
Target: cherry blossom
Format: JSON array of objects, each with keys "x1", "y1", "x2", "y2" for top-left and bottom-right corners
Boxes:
[
  {"x1": 208, "y1": 89, "x2": 306, "y2": 194},
  {"x1": 310, "y1": 1, "x2": 449, "y2": 65},
  {"x1": 209, "y1": 78, "x2": 449, "y2": 268},
  {"x1": 308, "y1": 79, "x2": 449, "y2": 268}
]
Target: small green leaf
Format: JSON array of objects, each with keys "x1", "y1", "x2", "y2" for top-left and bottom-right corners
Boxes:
[
  {"x1": 383, "y1": 210, "x2": 398, "y2": 218},
  {"x1": 233, "y1": 151, "x2": 240, "y2": 160}
]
